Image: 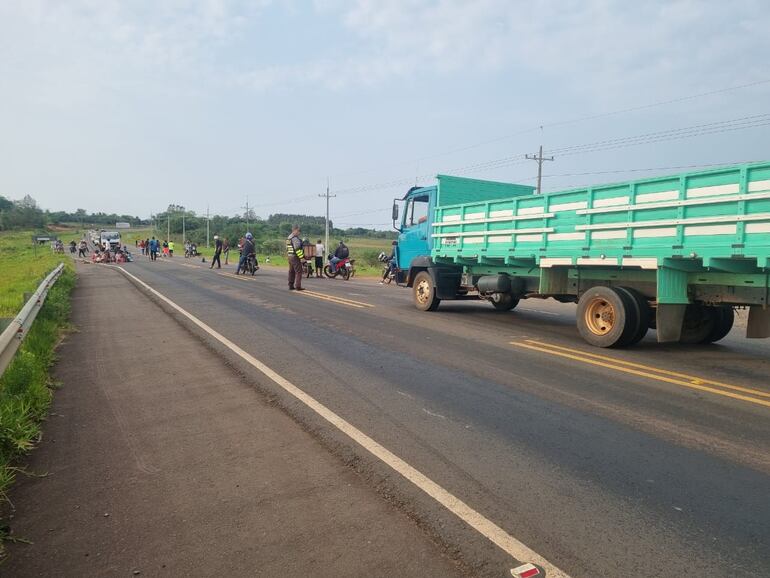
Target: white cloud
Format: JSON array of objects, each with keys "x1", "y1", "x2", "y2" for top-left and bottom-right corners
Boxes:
[{"x1": 241, "y1": 0, "x2": 770, "y2": 94}]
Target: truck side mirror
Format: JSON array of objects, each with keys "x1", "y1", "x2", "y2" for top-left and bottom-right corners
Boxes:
[{"x1": 392, "y1": 202, "x2": 399, "y2": 222}]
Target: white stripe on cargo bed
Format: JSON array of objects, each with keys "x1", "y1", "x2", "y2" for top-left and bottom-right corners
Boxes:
[
  {"x1": 577, "y1": 212, "x2": 770, "y2": 231},
  {"x1": 548, "y1": 232, "x2": 585, "y2": 241},
  {"x1": 748, "y1": 179, "x2": 770, "y2": 193},
  {"x1": 591, "y1": 230, "x2": 626, "y2": 240},
  {"x1": 684, "y1": 224, "x2": 737, "y2": 236},
  {"x1": 636, "y1": 190, "x2": 679, "y2": 203},
  {"x1": 746, "y1": 222, "x2": 770, "y2": 233},
  {"x1": 115, "y1": 266, "x2": 571, "y2": 578},
  {"x1": 686, "y1": 183, "x2": 739, "y2": 198},
  {"x1": 549, "y1": 201, "x2": 587, "y2": 212},
  {"x1": 593, "y1": 196, "x2": 629, "y2": 208}
]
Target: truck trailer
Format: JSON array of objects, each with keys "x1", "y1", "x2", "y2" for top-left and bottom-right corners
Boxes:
[{"x1": 392, "y1": 161, "x2": 770, "y2": 347}]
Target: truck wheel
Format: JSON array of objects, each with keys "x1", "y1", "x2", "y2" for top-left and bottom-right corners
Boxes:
[
  {"x1": 616, "y1": 287, "x2": 650, "y2": 346},
  {"x1": 491, "y1": 293, "x2": 519, "y2": 311},
  {"x1": 679, "y1": 304, "x2": 717, "y2": 344},
  {"x1": 413, "y1": 271, "x2": 440, "y2": 312},
  {"x1": 703, "y1": 306, "x2": 735, "y2": 343},
  {"x1": 576, "y1": 286, "x2": 638, "y2": 348}
]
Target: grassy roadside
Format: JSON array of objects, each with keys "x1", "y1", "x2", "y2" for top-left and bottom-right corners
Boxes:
[{"x1": 0, "y1": 231, "x2": 76, "y2": 552}]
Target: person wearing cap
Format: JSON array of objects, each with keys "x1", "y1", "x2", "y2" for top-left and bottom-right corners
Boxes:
[
  {"x1": 286, "y1": 224, "x2": 305, "y2": 291},
  {"x1": 210, "y1": 234, "x2": 223, "y2": 269}
]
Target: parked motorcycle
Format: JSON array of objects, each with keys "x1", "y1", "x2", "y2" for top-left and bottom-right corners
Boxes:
[{"x1": 324, "y1": 256, "x2": 354, "y2": 280}]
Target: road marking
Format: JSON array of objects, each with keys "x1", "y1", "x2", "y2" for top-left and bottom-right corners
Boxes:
[
  {"x1": 116, "y1": 266, "x2": 569, "y2": 577},
  {"x1": 510, "y1": 340, "x2": 770, "y2": 409},
  {"x1": 422, "y1": 408, "x2": 447, "y2": 419},
  {"x1": 297, "y1": 289, "x2": 374, "y2": 309},
  {"x1": 524, "y1": 340, "x2": 770, "y2": 399}
]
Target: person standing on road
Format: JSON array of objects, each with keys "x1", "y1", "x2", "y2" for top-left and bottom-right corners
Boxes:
[
  {"x1": 223, "y1": 237, "x2": 230, "y2": 265},
  {"x1": 210, "y1": 235, "x2": 223, "y2": 269},
  {"x1": 286, "y1": 225, "x2": 305, "y2": 291},
  {"x1": 78, "y1": 239, "x2": 88, "y2": 258},
  {"x1": 314, "y1": 239, "x2": 324, "y2": 278},
  {"x1": 168, "y1": 240, "x2": 175, "y2": 257},
  {"x1": 150, "y1": 237, "x2": 159, "y2": 261}
]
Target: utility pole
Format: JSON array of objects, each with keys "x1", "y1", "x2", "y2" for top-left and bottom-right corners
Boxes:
[
  {"x1": 318, "y1": 177, "x2": 336, "y2": 253},
  {"x1": 206, "y1": 205, "x2": 210, "y2": 248},
  {"x1": 167, "y1": 210, "x2": 170, "y2": 242},
  {"x1": 182, "y1": 211, "x2": 186, "y2": 247},
  {"x1": 242, "y1": 196, "x2": 251, "y2": 232},
  {"x1": 525, "y1": 145, "x2": 554, "y2": 195}
]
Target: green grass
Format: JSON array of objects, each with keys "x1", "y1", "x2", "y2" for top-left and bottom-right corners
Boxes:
[
  {"x1": 0, "y1": 231, "x2": 76, "y2": 553},
  {"x1": 0, "y1": 230, "x2": 77, "y2": 317}
]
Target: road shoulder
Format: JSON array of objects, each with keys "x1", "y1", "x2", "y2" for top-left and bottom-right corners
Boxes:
[{"x1": 3, "y1": 264, "x2": 464, "y2": 577}]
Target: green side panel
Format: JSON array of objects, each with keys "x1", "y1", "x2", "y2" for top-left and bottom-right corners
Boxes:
[
  {"x1": 431, "y1": 161, "x2": 770, "y2": 279},
  {"x1": 657, "y1": 267, "x2": 690, "y2": 304},
  {"x1": 436, "y1": 174, "x2": 535, "y2": 207}
]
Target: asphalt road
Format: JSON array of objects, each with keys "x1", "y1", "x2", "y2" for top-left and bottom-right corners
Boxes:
[{"x1": 123, "y1": 254, "x2": 770, "y2": 578}]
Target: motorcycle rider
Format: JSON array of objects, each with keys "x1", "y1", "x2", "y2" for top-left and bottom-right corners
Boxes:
[
  {"x1": 236, "y1": 232, "x2": 256, "y2": 275},
  {"x1": 380, "y1": 240, "x2": 398, "y2": 284},
  {"x1": 329, "y1": 240, "x2": 349, "y2": 272}
]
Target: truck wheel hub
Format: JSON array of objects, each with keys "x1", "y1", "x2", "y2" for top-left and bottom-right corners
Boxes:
[{"x1": 586, "y1": 299, "x2": 615, "y2": 335}]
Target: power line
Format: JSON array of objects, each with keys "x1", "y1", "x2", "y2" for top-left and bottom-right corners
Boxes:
[{"x1": 329, "y1": 77, "x2": 770, "y2": 180}]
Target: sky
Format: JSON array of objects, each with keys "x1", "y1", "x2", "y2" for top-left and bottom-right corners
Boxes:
[{"x1": 1, "y1": 0, "x2": 769, "y2": 228}]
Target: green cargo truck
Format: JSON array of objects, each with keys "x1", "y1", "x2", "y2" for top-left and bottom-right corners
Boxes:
[{"x1": 392, "y1": 161, "x2": 770, "y2": 347}]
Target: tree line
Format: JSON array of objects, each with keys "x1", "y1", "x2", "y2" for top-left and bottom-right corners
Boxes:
[
  {"x1": 0, "y1": 195, "x2": 147, "y2": 231},
  {"x1": 0, "y1": 197, "x2": 394, "y2": 247}
]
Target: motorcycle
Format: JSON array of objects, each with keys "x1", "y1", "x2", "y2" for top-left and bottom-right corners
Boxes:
[
  {"x1": 238, "y1": 253, "x2": 259, "y2": 275},
  {"x1": 324, "y1": 256, "x2": 354, "y2": 280},
  {"x1": 378, "y1": 252, "x2": 396, "y2": 284}
]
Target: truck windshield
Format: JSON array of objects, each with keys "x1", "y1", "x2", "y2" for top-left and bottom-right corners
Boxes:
[{"x1": 407, "y1": 196, "x2": 429, "y2": 226}]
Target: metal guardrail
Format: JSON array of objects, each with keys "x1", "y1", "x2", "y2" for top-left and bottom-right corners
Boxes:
[{"x1": 0, "y1": 263, "x2": 65, "y2": 377}]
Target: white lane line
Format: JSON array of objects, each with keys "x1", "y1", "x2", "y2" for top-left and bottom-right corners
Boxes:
[
  {"x1": 116, "y1": 266, "x2": 570, "y2": 578},
  {"x1": 422, "y1": 408, "x2": 447, "y2": 419}
]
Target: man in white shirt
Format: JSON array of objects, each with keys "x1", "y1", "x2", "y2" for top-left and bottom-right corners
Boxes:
[{"x1": 314, "y1": 239, "x2": 325, "y2": 278}]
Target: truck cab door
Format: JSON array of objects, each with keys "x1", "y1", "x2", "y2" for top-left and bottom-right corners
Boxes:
[{"x1": 397, "y1": 193, "x2": 432, "y2": 269}]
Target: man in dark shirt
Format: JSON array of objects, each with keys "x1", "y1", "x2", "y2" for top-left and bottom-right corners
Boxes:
[{"x1": 210, "y1": 235, "x2": 223, "y2": 269}]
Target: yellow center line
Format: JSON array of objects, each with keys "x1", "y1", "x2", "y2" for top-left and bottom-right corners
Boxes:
[
  {"x1": 297, "y1": 289, "x2": 373, "y2": 309},
  {"x1": 524, "y1": 339, "x2": 770, "y2": 399},
  {"x1": 509, "y1": 341, "x2": 770, "y2": 409},
  {"x1": 214, "y1": 272, "x2": 373, "y2": 308}
]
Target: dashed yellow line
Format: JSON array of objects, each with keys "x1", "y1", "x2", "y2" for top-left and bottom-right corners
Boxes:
[{"x1": 510, "y1": 339, "x2": 770, "y2": 409}]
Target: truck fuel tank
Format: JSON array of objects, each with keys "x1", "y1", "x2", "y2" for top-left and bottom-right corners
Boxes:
[{"x1": 476, "y1": 274, "x2": 523, "y2": 295}]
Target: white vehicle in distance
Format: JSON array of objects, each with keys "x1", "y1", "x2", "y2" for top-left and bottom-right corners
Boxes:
[{"x1": 100, "y1": 230, "x2": 121, "y2": 250}]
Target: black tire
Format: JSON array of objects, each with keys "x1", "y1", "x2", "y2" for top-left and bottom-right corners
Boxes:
[
  {"x1": 491, "y1": 293, "x2": 519, "y2": 311},
  {"x1": 342, "y1": 268, "x2": 351, "y2": 280},
  {"x1": 703, "y1": 306, "x2": 735, "y2": 343},
  {"x1": 413, "y1": 271, "x2": 440, "y2": 312},
  {"x1": 576, "y1": 286, "x2": 638, "y2": 348},
  {"x1": 323, "y1": 265, "x2": 335, "y2": 279},
  {"x1": 616, "y1": 287, "x2": 650, "y2": 346},
  {"x1": 680, "y1": 304, "x2": 717, "y2": 344}
]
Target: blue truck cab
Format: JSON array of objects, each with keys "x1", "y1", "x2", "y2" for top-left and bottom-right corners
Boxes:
[{"x1": 392, "y1": 184, "x2": 436, "y2": 276}]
